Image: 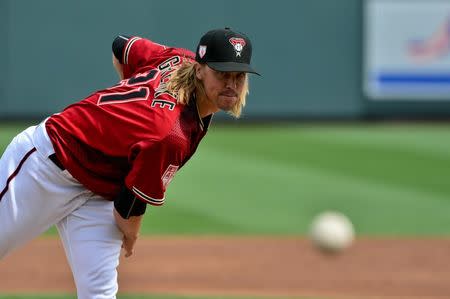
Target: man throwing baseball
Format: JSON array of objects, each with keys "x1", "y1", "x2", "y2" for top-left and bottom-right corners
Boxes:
[{"x1": 0, "y1": 28, "x2": 258, "y2": 298}]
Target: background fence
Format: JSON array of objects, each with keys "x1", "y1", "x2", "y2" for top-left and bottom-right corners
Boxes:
[{"x1": 1, "y1": 0, "x2": 450, "y2": 120}]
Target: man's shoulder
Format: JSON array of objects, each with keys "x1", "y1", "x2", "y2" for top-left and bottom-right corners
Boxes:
[{"x1": 170, "y1": 47, "x2": 195, "y2": 60}]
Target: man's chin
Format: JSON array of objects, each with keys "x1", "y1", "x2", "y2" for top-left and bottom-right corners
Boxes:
[{"x1": 218, "y1": 97, "x2": 237, "y2": 111}]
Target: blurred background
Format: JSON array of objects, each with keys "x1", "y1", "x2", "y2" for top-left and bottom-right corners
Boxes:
[{"x1": 3, "y1": 0, "x2": 450, "y2": 120}]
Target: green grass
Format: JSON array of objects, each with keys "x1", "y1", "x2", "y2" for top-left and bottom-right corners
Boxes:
[{"x1": 2, "y1": 122, "x2": 450, "y2": 236}]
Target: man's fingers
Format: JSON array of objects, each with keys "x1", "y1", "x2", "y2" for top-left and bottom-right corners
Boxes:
[{"x1": 122, "y1": 236, "x2": 136, "y2": 258}]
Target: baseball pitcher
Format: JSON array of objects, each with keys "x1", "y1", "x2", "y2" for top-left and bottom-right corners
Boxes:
[{"x1": 0, "y1": 28, "x2": 258, "y2": 298}]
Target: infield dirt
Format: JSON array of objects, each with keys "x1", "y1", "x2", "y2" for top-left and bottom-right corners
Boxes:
[{"x1": 0, "y1": 237, "x2": 449, "y2": 299}]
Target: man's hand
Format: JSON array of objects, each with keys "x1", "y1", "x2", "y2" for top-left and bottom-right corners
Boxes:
[
  {"x1": 113, "y1": 209, "x2": 143, "y2": 257},
  {"x1": 122, "y1": 234, "x2": 137, "y2": 258}
]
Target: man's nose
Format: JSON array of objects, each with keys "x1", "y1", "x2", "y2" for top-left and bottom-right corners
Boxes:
[{"x1": 225, "y1": 75, "x2": 237, "y2": 88}]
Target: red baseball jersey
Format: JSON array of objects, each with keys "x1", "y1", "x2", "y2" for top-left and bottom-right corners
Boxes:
[{"x1": 45, "y1": 36, "x2": 211, "y2": 205}]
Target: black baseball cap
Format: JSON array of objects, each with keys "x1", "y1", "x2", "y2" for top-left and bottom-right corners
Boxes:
[{"x1": 195, "y1": 28, "x2": 259, "y2": 75}]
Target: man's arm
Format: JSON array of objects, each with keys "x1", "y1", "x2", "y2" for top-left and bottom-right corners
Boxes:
[
  {"x1": 111, "y1": 34, "x2": 171, "y2": 80},
  {"x1": 112, "y1": 53, "x2": 124, "y2": 80},
  {"x1": 113, "y1": 209, "x2": 143, "y2": 257},
  {"x1": 111, "y1": 35, "x2": 131, "y2": 80},
  {"x1": 114, "y1": 186, "x2": 147, "y2": 257}
]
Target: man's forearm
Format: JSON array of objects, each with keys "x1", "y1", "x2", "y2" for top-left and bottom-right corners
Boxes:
[
  {"x1": 114, "y1": 208, "x2": 143, "y2": 237},
  {"x1": 114, "y1": 209, "x2": 143, "y2": 257},
  {"x1": 112, "y1": 54, "x2": 125, "y2": 80}
]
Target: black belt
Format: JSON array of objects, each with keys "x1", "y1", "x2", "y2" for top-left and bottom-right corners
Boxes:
[{"x1": 48, "y1": 153, "x2": 65, "y2": 170}]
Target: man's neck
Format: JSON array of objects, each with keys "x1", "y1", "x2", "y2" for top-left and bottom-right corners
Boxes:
[{"x1": 195, "y1": 94, "x2": 218, "y2": 118}]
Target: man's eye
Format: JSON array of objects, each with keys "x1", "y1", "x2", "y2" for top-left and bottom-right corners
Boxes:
[{"x1": 214, "y1": 71, "x2": 224, "y2": 77}]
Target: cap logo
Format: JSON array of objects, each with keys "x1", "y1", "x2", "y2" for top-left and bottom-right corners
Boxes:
[
  {"x1": 229, "y1": 37, "x2": 246, "y2": 57},
  {"x1": 198, "y1": 45, "x2": 207, "y2": 59}
]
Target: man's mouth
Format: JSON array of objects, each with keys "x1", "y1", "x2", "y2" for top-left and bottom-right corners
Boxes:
[{"x1": 220, "y1": 90, "x2": 238, "y2": 97}]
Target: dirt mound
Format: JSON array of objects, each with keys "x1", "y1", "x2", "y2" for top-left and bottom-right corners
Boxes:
[{"x1": 1, "y1": 237, "x2": 449, "y2": 298}]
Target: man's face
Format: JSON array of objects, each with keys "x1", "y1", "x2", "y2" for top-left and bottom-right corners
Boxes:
[{"x1": 196, "y1": 64, "x2": 246, "y2": 112}]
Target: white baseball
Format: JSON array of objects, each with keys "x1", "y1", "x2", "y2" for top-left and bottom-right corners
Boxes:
[{"x1": 309, "y1": 211, "x2": 355, "y2": 253}]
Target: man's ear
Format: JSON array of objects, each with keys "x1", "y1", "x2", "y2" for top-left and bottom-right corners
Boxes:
[{"x1": 195, "y1": 63, "x2": 203, "y2": 80}]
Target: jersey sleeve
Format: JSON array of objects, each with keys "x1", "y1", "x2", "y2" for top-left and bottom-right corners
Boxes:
[
  {"x1": 125, "y1": 139, "x2": 181, "y2": 206},
  {"x1": 112, "y1": 35, "x2": 168, "y2": 78}
]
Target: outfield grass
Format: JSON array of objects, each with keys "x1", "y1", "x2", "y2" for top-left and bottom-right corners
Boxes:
[{"x1": 1, "y1": 122, "x2": 450, "y2": 236}]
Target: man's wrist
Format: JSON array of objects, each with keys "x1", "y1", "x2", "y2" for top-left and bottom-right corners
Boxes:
[
  {"x1": 114, "y1": 187, "x2": 147, "y2": 219},
  {"x1": 114, "y1": 210, "x2": 142, "y2": 235}
]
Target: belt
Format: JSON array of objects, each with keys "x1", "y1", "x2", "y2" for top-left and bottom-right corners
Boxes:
[{"x1": 48, "y1": 153, "x2": 65, "y2": 170}]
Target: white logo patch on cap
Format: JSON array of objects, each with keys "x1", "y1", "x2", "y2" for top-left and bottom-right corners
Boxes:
[
  {"x1": 229, "y1": 37, "x2": 246, "y2": 57},
  {"x1": 198, "y1": 45, "x2": 207, "y2": 59}
]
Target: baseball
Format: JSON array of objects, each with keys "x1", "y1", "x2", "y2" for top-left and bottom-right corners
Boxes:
[{"x1": 309, "y1": 211, "x2": 355, "y2": 253}]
